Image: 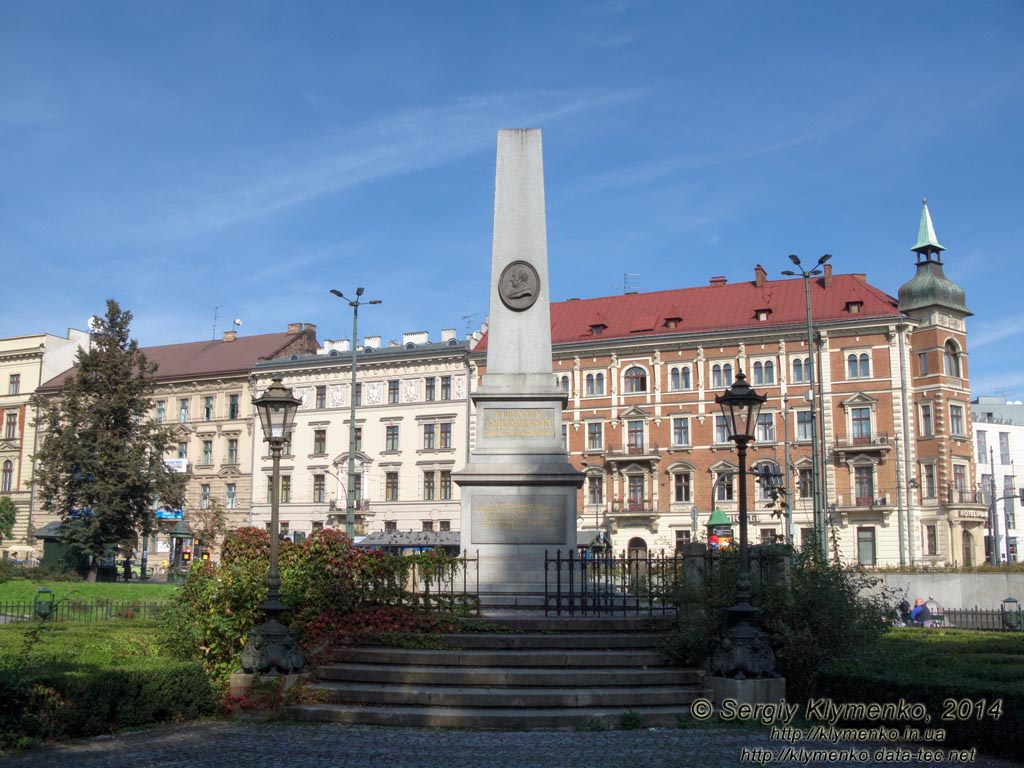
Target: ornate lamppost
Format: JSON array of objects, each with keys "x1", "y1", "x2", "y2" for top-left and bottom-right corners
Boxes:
[
  {"x1": 330, "y1": 287, "x2": 381, "y2": 539},
  {"x1": 241, "y1": 377, "x2": 304, "y2": 675},
  {"x1": 711, "y1": 372, "x2": 776, "y2": 679}
]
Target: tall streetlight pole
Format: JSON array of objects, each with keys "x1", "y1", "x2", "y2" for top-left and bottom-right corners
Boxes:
[
  {"x1": 330, "y1": 288, "x2": 381, "y2": 540},
  {"x1": 782, "y1": 254, "x2": 831, "y2": 559}
]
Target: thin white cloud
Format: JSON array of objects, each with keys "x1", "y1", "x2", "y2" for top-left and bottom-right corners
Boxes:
[
  {"x1": 970, "y1": 317, "x2": 1024, "y2": 349},
  {"x1": 157, "y1": 90, "x2": 640, "y2": 239}
]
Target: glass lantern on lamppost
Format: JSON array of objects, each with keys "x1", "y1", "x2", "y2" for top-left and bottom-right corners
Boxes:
[
  {"x1": 711, "y1": 372, "x2": 777, "y2": 679},
  {"x1": 241, "y1": 376, "x2": 304, "y2": 675}
]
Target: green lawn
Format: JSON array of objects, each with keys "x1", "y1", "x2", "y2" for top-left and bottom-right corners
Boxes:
[
  {"x1": 0, "y1": 579, "x2": 177, "y2": 604},
  {"x1": 0, "y1": 619, "x2": 164, "y2": 664}
]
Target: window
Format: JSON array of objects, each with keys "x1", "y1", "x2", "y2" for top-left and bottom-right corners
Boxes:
[
  {"x1": 386, "y1": 425, "x2": 400, "y2": 451},
  {"x1": 227, "y1": 438, "x2": 238, "y2": 464},
  {"x1": 226, "y1": 483, "x2": 237, "y2": 509},
  {"x1": 918, "y1": 352, "x2": 929, "y2": 376},
  {"x1": 981, "y1": 474, "x2": 993, "y2": 503},
  {"x1": 855, "y1": 466, "x2": 874, "y2": 505},
  {"x1": 798, "y1": 468, "x2": 812, "y2": 498},
  {"x1": 559, "y1": 375, "x2": 570, "y2": 394},
  {"x1": 5, "y1": 413, "x2": 17, "y2": 440},
  {"x1": 856, "y1": 527, "x2": 876, "y2": 566},
  {"x1": 585, "y1": 373, "x2": 605, "y2": 396},
  {"x1": 712, "y1": 363, "x2": 733, "y2": 388},
  {"x1": 313, "y1": 429, "x2": 326, "y2": 454},
  {"x1": 354, "y1": 383, "x2": 362, "y2": 406},
  {"x1": 440, "y1": 470, "x2": 452, "y2": 500},
  {"x1": 1000, "y1": 432, "x2": 1011, "y2": 464},
  {"x1": 354, "y1": 427, "x2": 362, "y2": 452},
  {"x1": 423, "y1": 471, "x2": 435, "y2": 500},
  {"x1": 976, "y1": 431, "x2": 987, "y2": 462},
  {"x1": 675, "y1": 530, "x2": 692, "y2": 550},
  {"x1": 177, "y1": 442, "x2": 187, "y2": 459},
  {"x1": 624, "y1": 366, "x2": 647, "y2": 393},
  {"x1": 202, "y1": 440, "x2": 213, "y2": 465},
  {"x1": 944, "y1": 340, "x2": 962, "y2": 377},
  {"x1": 385, "y1": 472, "x2": 399, "y2": 501},
  {"x1": 922, "y1": 464, "x2": 936, "y2": 498},
  {"x1": 752, "y1": 361, "x2": 775, "y2": 385},
  {"x1": 847, "y1": 353, "x2": 870, "y2": 379},
  {"x1": 760, "y1": 529, "x2": 778, "y2": 544},
  {"x1": 200, "y1": 484, "x2": 211, "y2": 509},
  {"x1": 281, "y1": 476, "x2": 291, "y2": 503},
  {"x1": 155, "y1": 401, "x2": 166, "y2": 423},
  {"x1": 755, "y1": 413, "x2": 775, "y2": 443},
  {"x1": 851, "y1": 407, "x2": 871, "y2": 443},
  {"x1": 921, "y1": 404, "x2": 933, "y2": 437},
  {"x1": 627, "y1": 419, "x2": 644, "y2": 451},
  {"x1": 796, "y1": 411, "x2": 813, "y2": 441},
  {"x1": 627, "y1": 475, "x2": 645, "y2": 506},
  {"x1": 229, "y1": 394, "x2": 240, "y2": 420},
  {"x1": 669, "y1": 367, "x2": 691, "y2": 391},
  {"x1": 672, "y1": 417, "x2": 690, "y2": 447},
  {"x1": 316, "y1": 385, "x2": 327, "y2": 409},
  {"x1": 950, "y1": 404, "x2": 965, "y2": 436},
  {"x1": 8, "y1": 374, "x2": 19, "y2": 395},
  {"x1": 440, "y1": 422, "x2": 452, "y2": 449},
  {"x1": 953, "y1": 464, "x2": 967, "y2": 492},
  {"x1": 425, "y1": 377, "x2": 436, "y2": 401},
  {"x1": 384, "y1": 520, "x2": 398, "y2": 533},
  {"x1": 313, "y1": 475, "x2": 325, "y2": 503},
  {"x1": 925, "y1": 525, "x2": 937, "y2": 556},
  {"x1": 715, "y1": 415, "x2": 730, "y2": 444},
  {"x1": 587, "y1": 475, "x2": 603, "y2": 504},
  {"x1": 204, "y1": 397, "x2": 214, "y2": 420},
  {"x1": 716, "y1": 471, "x2": 734, "y2": 501},
  {"x1": 756, "y1": 462, "x2": 780, "y2": 501},
  {"x1": 673, "y1": 471, "x2": 691, "y2": 503},
  {"x1": 439, "y1": 520, "x2": 451, "y2": 532},
  {"x1": 1, "y1": 460, "x2": 11, "y2": 492},
  {"x1": 587, "y1": 422, "x2": 603, "y2": 450},
  {"x1": 179, "y1": 398, "x2": 189, "y2": 423},
  {"x1": 422, "y1": 520, "x2": 434, "y2": 532},
  {"x1": 440, "y1": 376, "x2": 451, "y2": 400},
  {"x1": 352, "y1": 473, "x2": 362, "y2": 502},
  {"x1": 388, "y1": 380, "x2": 399, "y2": 404},
  {"x1": 792, "y1": 357, "x2": 810, "y2": 384},
  {"x1": 423, "y1": 423, "x2": 435, "y2": 449}
]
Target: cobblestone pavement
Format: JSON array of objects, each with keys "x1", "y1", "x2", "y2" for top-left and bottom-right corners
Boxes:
[{"x1": 3, "y1": 720, "x2": 1022, "y2": 768}]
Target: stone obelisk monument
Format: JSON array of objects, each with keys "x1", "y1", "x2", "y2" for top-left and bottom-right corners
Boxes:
[{"x1": 455, "y1": 129, "x2": 583, "y2": 606}]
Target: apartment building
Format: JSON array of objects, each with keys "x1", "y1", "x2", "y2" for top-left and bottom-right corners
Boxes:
[
  {"x1": 251, "y1": 329, "x2": 475, "y2": 540},
  {"x1": 971, "y1": 395, "x2": 1022, "y2": 564}
]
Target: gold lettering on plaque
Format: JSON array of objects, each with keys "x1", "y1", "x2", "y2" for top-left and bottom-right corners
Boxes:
[{"x1": 483, "y1": 408, "x2": 553, "y2": 438}]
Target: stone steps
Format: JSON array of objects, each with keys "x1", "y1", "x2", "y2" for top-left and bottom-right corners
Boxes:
[{"x1": 286, "y1": 614, "x2": 704, "y2": 730}]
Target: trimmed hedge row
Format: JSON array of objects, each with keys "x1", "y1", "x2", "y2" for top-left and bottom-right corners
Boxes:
[{"x1": 0, "y1": 658, "x2": 217, "y2": 750}]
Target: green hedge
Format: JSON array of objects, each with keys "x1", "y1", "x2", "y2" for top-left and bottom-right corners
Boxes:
[{"x1": 0, "y1": 658, "x2": 216, "y2": 750}]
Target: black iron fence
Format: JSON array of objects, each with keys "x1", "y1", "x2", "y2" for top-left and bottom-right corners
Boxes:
[
  {"x1": 362, "y1": 551, "x2": 480, "y2": 614},
  {"x1": 544, "y1": 549, "x2": 684, "y2": 617},
  {"x1": 938, "y1": 606, "x2": 1024, "y2": 632},
  {"x1": 0, "y1": 599, "x2": 169, "y2": 624}
]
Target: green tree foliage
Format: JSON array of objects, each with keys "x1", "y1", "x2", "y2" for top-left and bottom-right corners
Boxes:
[
  {"x1": 0, "y1": 497, "x2": 15, "y2": 544},
  {"x1": 31, "y1": 300, "x2": 184, "y2": 581}
]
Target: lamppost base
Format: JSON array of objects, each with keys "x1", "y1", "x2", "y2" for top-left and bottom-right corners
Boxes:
[
  {"x1": 240, "y1": 616, "x2": 304, "y2": 675},
  {"x1": 711, "y1": 617, "x2": 777, "y2": 680}
]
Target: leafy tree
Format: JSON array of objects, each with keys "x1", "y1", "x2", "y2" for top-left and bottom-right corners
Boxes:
[
  {"x1": 31, "y1": 300, "x2": 185, "y2": 581},
  {"x1": 0, "y1": 496, "x2": 15, "y2": 543},
  {"x1": 189, "y1": 497, "x2": 228, "y2": 553}
]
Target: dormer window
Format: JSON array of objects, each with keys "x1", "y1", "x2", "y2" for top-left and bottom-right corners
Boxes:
[
  {"x1": 664, "y1": 316, "x2": 682, "y2": 329},
  {"x1": 755, "y1": 308, "x2": 771, "y2": 322},
  {"x1": 846, "y1": 301, "x2": 863, "y2": 314},
  {"x1": 590, "y1": 323, "x2": 607, "y2": 336}
]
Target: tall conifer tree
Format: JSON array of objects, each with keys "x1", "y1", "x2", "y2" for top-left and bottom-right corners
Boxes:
[{"x1": 32, "y1": 300, "x2": 184, "y2": 580}]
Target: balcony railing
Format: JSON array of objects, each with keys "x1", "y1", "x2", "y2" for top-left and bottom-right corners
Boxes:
[
  {"x1": 833, "y1": 432, "x2": 892, "y2": 451},
  {"x1": 605, "y1": 442, "x2": 661, "y2": 457},
  {"x1": 947, "y1": 489, "x2": 986, "y2": 505}
]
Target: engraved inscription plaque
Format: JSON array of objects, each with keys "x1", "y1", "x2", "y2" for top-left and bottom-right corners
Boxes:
[{"x1": 471, "y1": 494, "x2": 566, "y2": 544}]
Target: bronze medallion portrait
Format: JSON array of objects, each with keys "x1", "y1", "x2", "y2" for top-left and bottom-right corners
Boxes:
[{"x1": 498, "y1": 260, "x2": 540, "y2": 311}]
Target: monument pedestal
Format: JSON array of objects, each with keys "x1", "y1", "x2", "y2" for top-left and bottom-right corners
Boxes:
[{"x1": 705, "y1": 676, "x2": 787, "y2": 706}]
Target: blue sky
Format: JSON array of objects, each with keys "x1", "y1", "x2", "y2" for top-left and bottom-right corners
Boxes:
[{"x1": 3, "y1": 2, "x2": 1022, "y2": 398}]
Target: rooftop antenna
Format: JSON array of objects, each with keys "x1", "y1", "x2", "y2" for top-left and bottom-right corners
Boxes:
[
  {"x1": 623, "y1": 273, "x2": 642, "y2": 294},
  {"x1": 462, "y1": 313, "x2": 481, "y2": 334},
  {"x1": 211, "y1": 306, "x2": 220, "y2": 340}
]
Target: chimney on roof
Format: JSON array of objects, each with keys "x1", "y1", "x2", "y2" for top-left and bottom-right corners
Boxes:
[
  {"x1": 441, "y1": 328, "x2": 457, "y2": 343},
  {"x1": 287, "y1": 323, "x2": 303, "y2": 334},
  {"x1": 403, "y1": 331, "x2": 430, "y2": 346},
  {"x1": 824, "y1": 264, "x2": 833, "y2": 288},
  {"x1": 222, "y1": 330, "x2": 237, "y2": 342},
  {"x1": 364, "y1": 336, "x2": 381, "y2": 350},
  {"x1": 710, "y1": 276, "x2": 728, "y2": 286},
  {"x1": 754, "y1": 264, "x2": 767, "y2": 287},
  {"x1": 304, "y1": 323, "x2": 317, "y2": 334}
]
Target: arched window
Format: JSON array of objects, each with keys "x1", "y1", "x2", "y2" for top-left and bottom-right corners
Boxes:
[
  {"x1": 624, "y1": 366, "x2": 647, "y2": 393},
  {"x1": 722, "y1": 363, "x2": 733, "y2": 386},
  {"x1": 586, "y1": 372, "x2": 606, "y2": 396},
  {"x1": 944, "y1": 340, "x2": 962, "y2": 378},
  {"x1": 847, "y1": 353, "x2": 870, "y2": 379},
  {"x1": 1, "y1": 460, "x2": 11, "y2": 493},
  {"x1": 627, "y1": 536, "x2": 648, "y2": 558},
  {"x1": 585, "y1": 373, "x2": 595, "y2": 395},
  {"x1": 753, "y1": 361, "x2": 774, "y2": 385},
  {"x1": 560, "y1": 375, "x2": 570, "y2": 394},
  {"x1": 712, "y1": 364, "x2": 723, "y2": 388},
  {"x1": 753, "y1": 361, "x2": 763, "y2": 384},
  {"x1": 669, "y1": 366, "x2": 691, "y2": 391},
  {"x1": 792, "y1": 357, "x2": 811, "y2": 383},
  {"x1": 670, "y1": 367, "x2": 681, "y2": 390}
]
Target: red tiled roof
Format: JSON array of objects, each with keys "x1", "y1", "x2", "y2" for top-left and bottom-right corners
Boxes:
[
  {"x1": 477, "y1": 273, "x2": 899, "y2": 351},
  {"x1": 39, "y1": 331, "x2": 312, "y2": 391}
]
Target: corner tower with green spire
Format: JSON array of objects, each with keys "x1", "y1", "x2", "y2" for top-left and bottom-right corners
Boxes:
[{"x1": 897, "y1": 199, "x2": 985, "y2": 569}]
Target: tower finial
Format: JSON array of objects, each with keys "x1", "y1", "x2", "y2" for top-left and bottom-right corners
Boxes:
[{"x1": 912, "y1": 198, "x2": 944, "y2": 259}]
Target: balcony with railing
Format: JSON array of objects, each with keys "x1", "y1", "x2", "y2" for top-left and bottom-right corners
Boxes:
[
  {"x1": 833, "y1": 432, "x2": 893, "y2": 461},
  {"x1": 604, "y1": 442, "x2": 661, "y2": 462},
  {"x1": 947, "y1": 488, "x2": 987, "y2": 507},
  {"x1": 608, "y1": 498, "x2": 658, "y2": 529}
]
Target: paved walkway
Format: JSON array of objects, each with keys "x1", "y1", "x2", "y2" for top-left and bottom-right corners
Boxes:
[{"x1": 3, "y1": 720, "x2": 1022, "y2": 768}]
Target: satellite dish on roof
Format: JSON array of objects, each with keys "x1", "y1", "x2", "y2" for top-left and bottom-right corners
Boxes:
[
  {"x1": 87, "y1": 316, "x2": 101, "y2": 333},
  {"x1": 233, "y1": 319, "x2": 242, "y2": 327}
]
